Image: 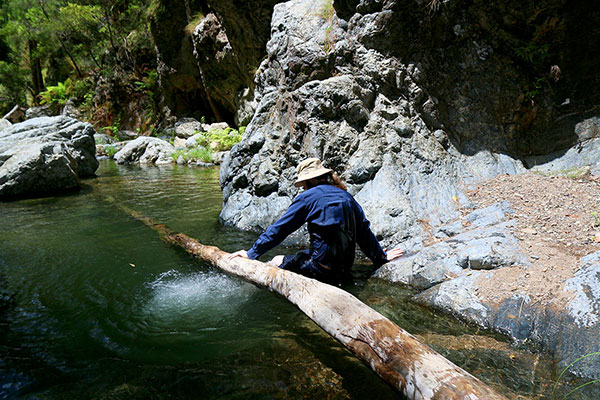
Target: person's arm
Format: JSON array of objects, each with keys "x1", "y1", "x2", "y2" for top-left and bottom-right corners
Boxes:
[
  {"x1": 244, "y1": 195, "x2": 309, "y2": 260},
  {"x1": 354, "y1": 202, "x2": 402, "y2": 266}
]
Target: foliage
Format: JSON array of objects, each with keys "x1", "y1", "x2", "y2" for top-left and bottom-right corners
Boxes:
[
  {"x1": 0, "y1": 0, "x2": 156, "y2": 115},
  {"x1": 194, "y1": 127, "x2": 244, "y2": 152},
  {"x1": 515, "y1": 44, "x2": 550, "y2": 66},
  {"x1": 184, "y1": 12, "x2": 205, "y2": 37},
  {"x1": 105, "y1": 145, "x2": 117, "y2": 157},
  {"x1": 170, "y1": 147, "x2": 213, "y2": 163},
  {"x1": 592, "y1": 210, "x2": 599, "y2": 228},
  {"x1": 0, "y1": 61, "x2": 27, "y2": 113},
  {"x1": 39, "y1": 80, "x2": 69, "y2": 105}
]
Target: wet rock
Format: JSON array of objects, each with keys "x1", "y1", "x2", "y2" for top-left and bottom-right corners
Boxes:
[
  {"x1": 417, "y1": 251, "x2": 600, "y2": 379},
  {"x1": 114, "y1": 137, "x2": 174, "y2": 165},
  {"x1": 0, "y1": 116, "x2": 98, "y2": 199}
]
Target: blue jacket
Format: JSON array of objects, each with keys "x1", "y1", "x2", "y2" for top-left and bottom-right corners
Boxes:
[{"x1": 247, "y1": 184, "x2": 387, "y2": 271}]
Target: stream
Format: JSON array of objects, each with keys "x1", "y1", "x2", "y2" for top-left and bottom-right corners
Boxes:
[{"x1": 0, "y1": 160, "x2": 597, "y2": 399}]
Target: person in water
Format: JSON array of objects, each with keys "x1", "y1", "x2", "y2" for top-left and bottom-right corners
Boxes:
[{"x1": 229, "y1": 158, "x2": 403, "y2": 282}]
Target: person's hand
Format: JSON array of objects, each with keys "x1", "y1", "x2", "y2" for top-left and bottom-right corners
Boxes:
[
  {"x1": 385, "y1": 248, "x2": 404, "y2": 261},
  {"x1": 228, "y1": 250, "x2": 249, "y2": 260}
]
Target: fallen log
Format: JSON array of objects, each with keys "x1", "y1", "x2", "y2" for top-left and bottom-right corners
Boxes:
[{"x1": 125, "y1": 207, "x2": 507, "y2": 400}]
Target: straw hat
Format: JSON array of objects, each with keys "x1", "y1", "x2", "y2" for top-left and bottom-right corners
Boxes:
[{"x1": 294, "y1": 158, "x2": 332, "y2": 187}]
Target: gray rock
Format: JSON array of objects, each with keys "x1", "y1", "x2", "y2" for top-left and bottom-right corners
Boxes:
[
  {"x1": 417, "y1": 251, "x2": 600, "y2": 379},
  {"x1": 528, "y1": 136, "x2": 600, "y2": 175},
  {"x1": 0, "y1": 118, "x2": 11, "y2": 131},
  {"x1": 25, "y1": 105, "x2": 53, "y2": 119},
  {"x1": 202, "y1": 122, "x2": 229, "y2": 132},
  {"x1": 416, "y1": 271, "x2": 494, "y2": 327},
  {"x1": 95, "y1": 142, "x2": 123, "y2": 158},
  {"x1": 0, "y1": 116, "x2": 98, "y2": 199},
  {"x1": 94, "y1": 133, "x2": 115, "y2": 145},
  {"x1": 219, "y1": 0, "x2": 530, "y2": 249},
  {"x1": 173, "y1": 137, "x2": 187, "y2": 149},
  {"x1": 374, "y1": 203, "x2": 527, "y2": 287},
  {"x1": 114, "y1": 137, "x2": 175, "y2": 165},
  {"x1": 174, "y1": 118, "x2": 202, "y2": 138},
  {"x1": 61, "y1": 99, "x2": 81, "y2": 119},
  {"x1": 564, "y1": 251, "x2": 600, "y2": 329},
  {"x1": 185, "y1": 133, "x2": 202, "y2": 148},
  {"x1": 212, "y1": 151, "x2": 229, "y2": 165}
]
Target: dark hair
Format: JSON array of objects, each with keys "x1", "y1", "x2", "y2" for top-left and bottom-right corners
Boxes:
[
  {"x1": 329, "y1": 173, "x2": 347, "y2": 191},
  {"x1": 305, "y1": 172, "x2": 347, "y2": 191}
]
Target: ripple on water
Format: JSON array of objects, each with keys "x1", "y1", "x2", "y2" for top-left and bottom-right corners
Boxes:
[{"x1": 140, "y1": 270, "x2": 258, "y2": 335}]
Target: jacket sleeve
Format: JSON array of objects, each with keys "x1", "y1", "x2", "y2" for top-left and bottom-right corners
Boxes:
[
  {"x1": 354, "y1": 202, "x2": 387, "y2": 267},
  {"x1": 246, "y1": 195, "x2": 309, "y2": 260}
]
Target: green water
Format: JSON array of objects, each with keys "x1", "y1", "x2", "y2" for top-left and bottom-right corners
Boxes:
[{"x1": 0, "y1": 160, "x2": 597, "y2": 399}]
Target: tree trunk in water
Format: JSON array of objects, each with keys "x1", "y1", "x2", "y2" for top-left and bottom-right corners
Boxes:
[{"x1": 123, "y1": 207, "x2": 507, "y2": 400}]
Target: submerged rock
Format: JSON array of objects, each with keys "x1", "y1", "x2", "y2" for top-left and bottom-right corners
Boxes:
[
  {"x1": 114, "y1": 137, "x2": 174, "y2": 165},
  {"x1": 0, "y1": 116, "x2": 98, "y2": 199}
]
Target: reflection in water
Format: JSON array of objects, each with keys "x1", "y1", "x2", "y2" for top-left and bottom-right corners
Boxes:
[{"x1": 0, "y1": 160, "x2": 598, "y2": 399}]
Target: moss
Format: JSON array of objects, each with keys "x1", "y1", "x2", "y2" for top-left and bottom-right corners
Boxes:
[{"x1": 184, "y1": 12, "x2": 205, "y2": 37}]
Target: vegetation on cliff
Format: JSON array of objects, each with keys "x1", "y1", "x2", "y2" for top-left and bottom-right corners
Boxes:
[{"x1": 0, "y1": 0, "x2": 158, "y2": 133}]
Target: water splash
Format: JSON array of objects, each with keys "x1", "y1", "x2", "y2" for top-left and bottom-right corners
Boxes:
[{"x1": 141, "y1": 270, "x2": 256, "y2": 334}]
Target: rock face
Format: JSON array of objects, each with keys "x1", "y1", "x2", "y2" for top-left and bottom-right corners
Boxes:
[
  {"x1": 219, "y1": 0, "x2": 531, "y2": 244},
  {"x1": 114, "y1": 137, "x2": 174, "y2": 164},
  {"x1": 416, "y1": 249, "x2": 600, "y2": 380},
  {"x1": 375, "y1": 202, "x2": 529, "y2": 289},
  {"x1": 0, "y1": 116, "x2": 98, "y2": 199},
  {"x1": 214, "y1": 0, "x2": 600, "y2": 380},
  {"x1": 150, "y1": 0, "x2": 282, "y2": 124},
  {"x1": 0, "y1": 118, "x2": 11, "y2": 131},
  {"x1": 219, "y1": 0, "x2": 600, "y2": 244}
]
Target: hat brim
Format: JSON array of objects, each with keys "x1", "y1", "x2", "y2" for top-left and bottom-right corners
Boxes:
[{"x1": 294, "y1": 168, "x2": 332, "y2": 187}]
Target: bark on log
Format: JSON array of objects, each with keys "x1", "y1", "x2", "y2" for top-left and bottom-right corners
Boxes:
[{"x1": 125, "y1": 207, "x2": 507, "y2": 400}]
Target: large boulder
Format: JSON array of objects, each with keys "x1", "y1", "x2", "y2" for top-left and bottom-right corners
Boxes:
[
  {"x1": 114, "y1": 137, "x2": 175, "y2": 164},
  {"x1": 218, "y1": 0, "x2": 528, "y2": 245},
  {"x1": 0, "y1": 116, "x2": 98, "y2": 199},
  {"x1": 219, "y1": 0, "x2": 600, "y2": 248}
]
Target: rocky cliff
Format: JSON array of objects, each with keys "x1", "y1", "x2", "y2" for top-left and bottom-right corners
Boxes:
[
  {"x1": 152, "y1": 0, "x2": 600, "y2": 379},
  {"x1": 217, "y1": 0, "x2": 599, "y2": 247}
]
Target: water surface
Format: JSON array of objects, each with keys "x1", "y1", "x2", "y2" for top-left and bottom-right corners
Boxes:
[{"x1": 0, "y1": 160, "x2": 597, "y2": 399}]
